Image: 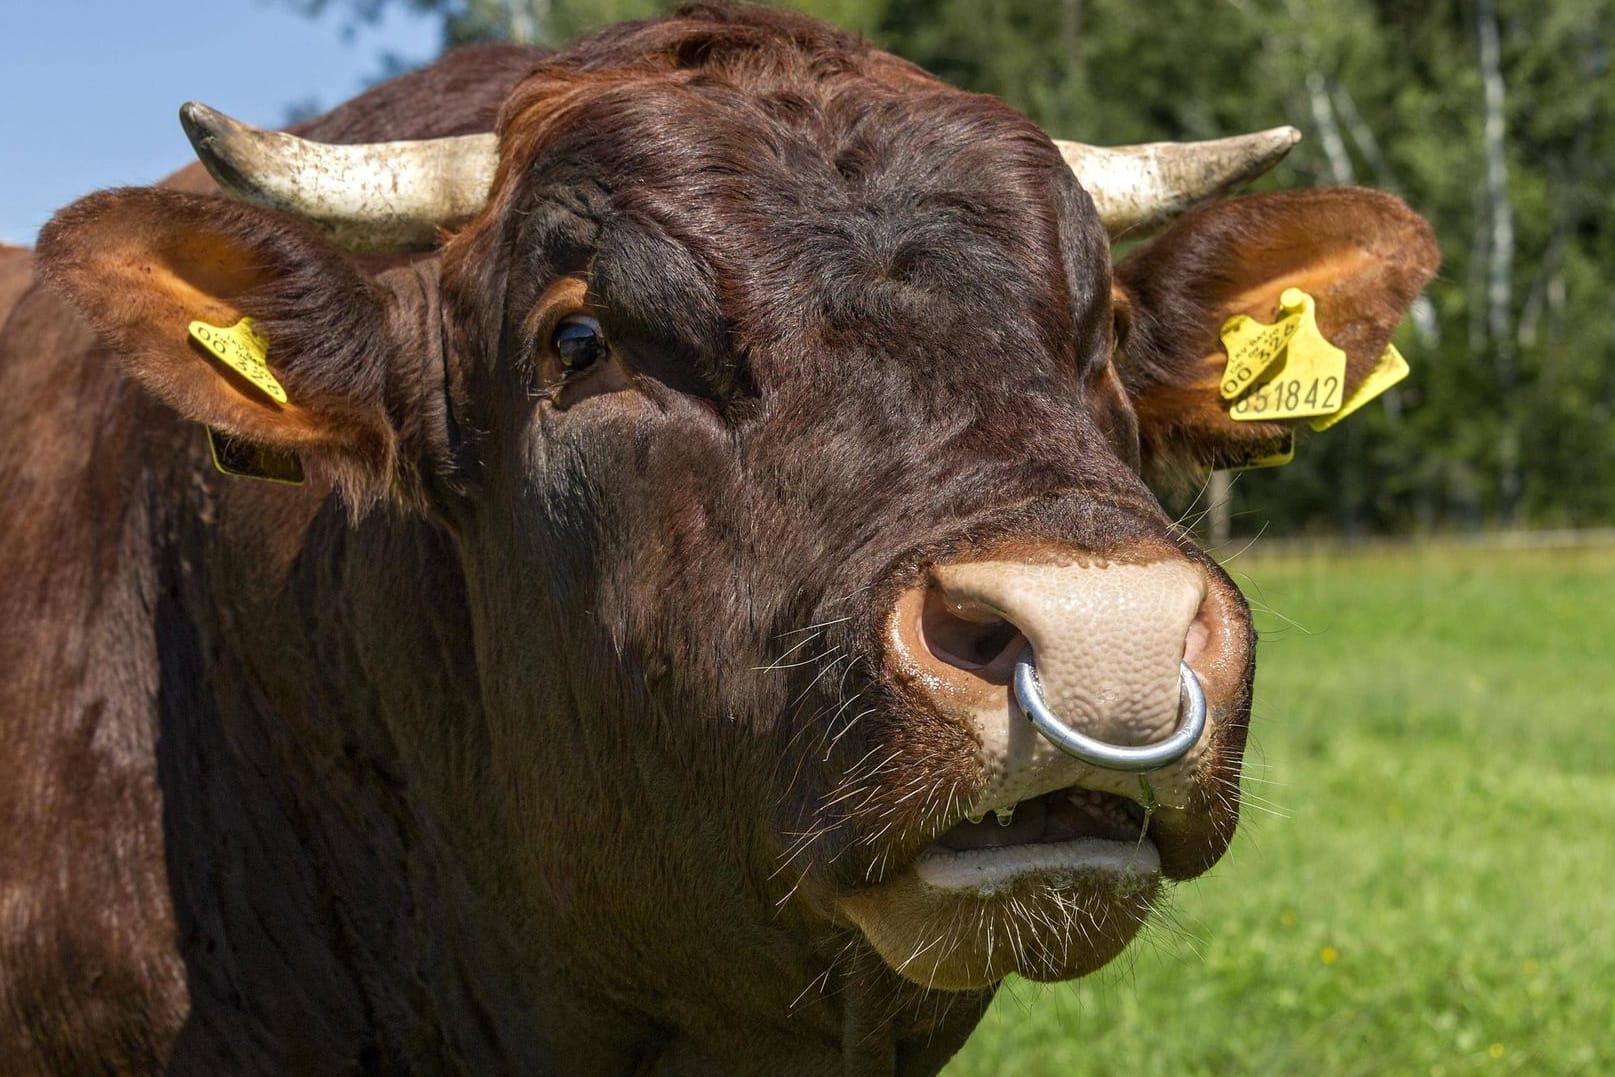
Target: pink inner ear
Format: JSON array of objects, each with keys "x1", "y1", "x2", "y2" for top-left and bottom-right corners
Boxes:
[
  {"x1": 155, "y1": 230, "x2": 274, "y2": 304},
  {"x1": 1215, "y1": 246, "x2": 1395, "y2": 386}
]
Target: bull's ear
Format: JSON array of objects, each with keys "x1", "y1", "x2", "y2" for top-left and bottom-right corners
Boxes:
[
  {"x1": 37, "y1": 187, "x2": 414, "y2": 502},
  {"x1": 1111, "y1": 187, "x2": 1439, "y2": 484}
]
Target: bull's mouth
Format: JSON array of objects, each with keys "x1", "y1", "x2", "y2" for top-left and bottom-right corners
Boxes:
[
  {"x1": 836, "y1": 779, "x2": 1164, "y2": 992},
  {"x1": 830, "y1": 552, "x2": 1249, "y2": 992},
  {"x1": 925, "y1": 784, "x2": 1147, "y2": 854}
]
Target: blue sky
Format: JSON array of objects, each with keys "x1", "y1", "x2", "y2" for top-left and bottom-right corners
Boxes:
[{"x1": 0, "y1": 0, "x2": 442, "y2": 245}]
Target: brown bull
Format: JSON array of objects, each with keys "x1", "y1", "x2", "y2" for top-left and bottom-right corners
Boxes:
[{"x1": 0, "y1": 5, "x2": 1436, "y2": 1073}]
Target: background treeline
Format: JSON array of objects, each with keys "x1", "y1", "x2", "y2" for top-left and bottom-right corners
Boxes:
[{"x1": 294, "y1": 0, "x2": 1615, "y2": 536}]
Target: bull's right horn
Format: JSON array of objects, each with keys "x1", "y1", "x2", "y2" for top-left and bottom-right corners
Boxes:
[
  {"x1": 1055, "y1": 127, "x2": 1302, "y2": 238},
  {"x1": 179, "y1": 102, "x2": 499, "y2": 253}
]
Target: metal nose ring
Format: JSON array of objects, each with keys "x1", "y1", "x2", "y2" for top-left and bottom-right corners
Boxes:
[{"x1": 1012, "y1": 648, "x2": 1206, "y2": 772}]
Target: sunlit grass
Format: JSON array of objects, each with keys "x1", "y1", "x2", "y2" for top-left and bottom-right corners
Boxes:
[{"x1": 945, "y1": 546, "x2": 1615, "y2": 1075}]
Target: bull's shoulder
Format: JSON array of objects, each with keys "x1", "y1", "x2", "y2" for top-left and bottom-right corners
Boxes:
[{"x1": 0, "y1": 277, "x2": 189, "y2": 1071}]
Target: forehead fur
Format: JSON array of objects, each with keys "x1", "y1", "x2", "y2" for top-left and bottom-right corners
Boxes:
[{"x1": 472, "y1": 3, "x2": 1105, "y2": 381}]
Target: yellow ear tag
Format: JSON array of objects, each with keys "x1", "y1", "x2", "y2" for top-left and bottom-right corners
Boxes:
[
  {"x1": 188, "y1": 317, "x2": 287, "y2": 405},
  {"x1": 1309, "y1": 343, "x2": 1410, "y2": 431},
  {"x1": 1219, "y1": 292, "x2": 1307, "y2": 400},
  {"x1": 1232, "y1": 432, "x2": 1296, "y2": 471},
  {"x1": 1228, "y1": 289, "x2": 1347, "y2": 422},
  {"x1": 205, "y1": 427, "x2": 305, "y2": 485}
]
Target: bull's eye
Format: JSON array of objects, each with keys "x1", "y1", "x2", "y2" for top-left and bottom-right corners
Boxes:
[{"x1": 553, "y1": 315, "x2": 607, "y2": 372}]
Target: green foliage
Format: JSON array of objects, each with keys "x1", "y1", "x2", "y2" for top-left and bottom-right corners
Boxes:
[
  {"x1": 946, "y1": 546, "x2": 1615, "y2": 1073},
  {"x1": 283, "y1": 0, "x2": 1615, "y2": 534},
  {"x1": 870, "y1": 0, "x2": 1615, "y2": 534}
]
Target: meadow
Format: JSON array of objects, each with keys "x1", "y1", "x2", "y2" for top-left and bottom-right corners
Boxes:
[{"x1": 945, "y1": 545, "x2": 1615, "y2": 1075}]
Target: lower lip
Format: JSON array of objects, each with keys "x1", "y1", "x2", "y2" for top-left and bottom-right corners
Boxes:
[{"x1": 912, "y1": 836, "x2": 1161, "y2": 895}]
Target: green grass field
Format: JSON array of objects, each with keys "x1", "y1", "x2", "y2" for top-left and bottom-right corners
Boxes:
[{"x1": 944, "y1": 545, "x2": 1615, "y2": 1075}]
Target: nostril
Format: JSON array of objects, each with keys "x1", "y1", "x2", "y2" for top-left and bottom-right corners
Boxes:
[
  {"x1": 1182, "y1": 586, "x2": 1222, "y2": 668},
  {"x1": 1183, "y1": 609, "x2": 1211, "y2": 667},
  {"x1": 919, "y1": 585, "x2": 1026, "y2": 682}
]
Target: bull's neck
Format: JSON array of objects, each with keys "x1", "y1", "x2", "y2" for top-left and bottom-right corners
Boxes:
[
  {"x1": 166, "y1": 481, "x2": 983, "y2": 1074},
  {"x1": 156, "y1": 481, "x2": 573, "y2": 1068}
]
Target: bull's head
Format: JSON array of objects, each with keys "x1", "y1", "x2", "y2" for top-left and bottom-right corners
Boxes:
[{"x1": 37, "y1": 5, "x2": 1436, "y2": 1064}]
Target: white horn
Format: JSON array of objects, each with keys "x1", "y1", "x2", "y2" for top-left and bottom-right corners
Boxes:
[
  {"x1": 179, "y1": 102, "x2": 499, "y2": 253},
  {"x1": 179, "y1": 101, "x2": 1295, "y2": 250},
  {"x1": 1055, "y1": 127, "x2": 1301, "y2": 238}
]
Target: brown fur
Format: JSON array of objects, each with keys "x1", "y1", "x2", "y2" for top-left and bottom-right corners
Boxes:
[
  {"x1": 6, "y1": 5, "x2": 1437, "y2": 1073},
  {"x1": 0, "y1": 245, "x2": 32, "y2": 329}
]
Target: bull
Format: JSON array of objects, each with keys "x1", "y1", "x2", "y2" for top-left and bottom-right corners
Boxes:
[{"x1": 0, "y1": 4, "x2": 1437, "y2": 1073}]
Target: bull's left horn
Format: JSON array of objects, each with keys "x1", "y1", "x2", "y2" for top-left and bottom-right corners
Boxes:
[
  {"x1": 179, "y1": 102, "x2": 498, "y2": 253},
  {"x1": 1055, "y1": 127, "x2": 1301, "y2": 238}
]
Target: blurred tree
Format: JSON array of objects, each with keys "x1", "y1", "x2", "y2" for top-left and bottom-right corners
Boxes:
[
  {"x1": 281, "y1": 0, "x2": 1615, "y2": 536},
  {"x1": 283, "y1": 0, "x2": 887, "y2": 48},
  {"x1": 284, "y1": 0, "x2": 661, "y2": 48}
]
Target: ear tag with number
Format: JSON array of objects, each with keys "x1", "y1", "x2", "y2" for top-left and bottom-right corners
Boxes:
[
  {"x1": 188, "y1": 316, "x2": 287, "y2": 404},
  {"x1": 1228, "y1": 289, "x2": 1347, "y2": 422},
  {"x1": 205, "y1": 427, "x2": 305, "y2": 485},
  {"x1": 1232, "y1": 432, "x2": 1296, "y2": 471},
  {"x1": 1219, "y1": 293, "x2": 1307, "y2": 401},
  {"x1": 1309, "y1": 343, "x2": 1410, "y2": 431}
]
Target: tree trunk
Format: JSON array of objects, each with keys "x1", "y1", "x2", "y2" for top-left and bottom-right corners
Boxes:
[
  {"x1": 1477, "y1": 0, "x2": 1520, "y2": 523},
  {"x1": 1207, "y1": 470, "x2": 1232, "y2": 548}
]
